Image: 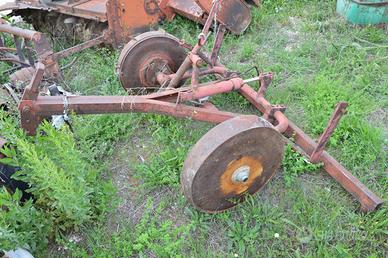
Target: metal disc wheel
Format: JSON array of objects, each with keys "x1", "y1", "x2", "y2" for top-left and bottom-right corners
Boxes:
[
  {"x1": 181, "y1": 115, "x2": 285, "y2": 213},
  {"x1": 117, "y1": 31, "x2": 187, "y2": 92}
]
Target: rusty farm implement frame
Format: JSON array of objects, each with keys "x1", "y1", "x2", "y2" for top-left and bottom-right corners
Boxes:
[{"x1": 4, "y1": 1, "x2": 384, "y2": 213}]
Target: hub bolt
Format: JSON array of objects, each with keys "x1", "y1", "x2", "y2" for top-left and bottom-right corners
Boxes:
[{"x1": 232, "y1": 166, "x2": 250, "y2": 183}]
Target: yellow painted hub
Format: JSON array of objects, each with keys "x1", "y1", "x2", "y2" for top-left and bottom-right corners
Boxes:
[{"x1": 220, "y1": 156, "x2": 263, "y2": 195}]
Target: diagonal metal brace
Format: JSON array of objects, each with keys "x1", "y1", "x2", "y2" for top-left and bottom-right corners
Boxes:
[
  {"x1": 310, "y1": 102, "x2": 348, "y2": 163},
  {"x1": 19, "y1": 63, "x2": 45, "y2": 101}
]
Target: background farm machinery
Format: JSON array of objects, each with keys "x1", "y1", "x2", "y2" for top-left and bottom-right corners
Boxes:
[
  {"x1": 0, "y1": 0, "x2": 383, "y2": 213},
  {"x1": 0, "y1": 0, "x2": 258, "y2": 84}
]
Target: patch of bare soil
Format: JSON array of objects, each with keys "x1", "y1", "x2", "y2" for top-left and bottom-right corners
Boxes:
[
  {"x1": 105, "y1": 129, "x2": 191, "y2": 228},
  {"x1": 282, "y1": 17, "x2": 302, "y2": 52},
  {"x1": 104, "y1": 131, "x2": 215, "y2": 256},
  {"x1": 368, "y1": 108, "x2": 388, "y2": 133},
  {"x1": 107, "y1": 133, "x2": 155, "y2": 226}
]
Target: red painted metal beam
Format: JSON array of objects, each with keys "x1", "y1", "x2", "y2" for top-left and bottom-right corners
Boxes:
[
  {"x1": 19, "y1": 95, "x2": 238, "y2": 135},
  {"x1": 284, "y1": 121, "x2": 383, "y2": 212},
  {"x1": 238, "y1": 84, "x2": 383, "y2": 212},
  {"x1": 310, "y1": 102, "x2": 348, "y2": 163}
]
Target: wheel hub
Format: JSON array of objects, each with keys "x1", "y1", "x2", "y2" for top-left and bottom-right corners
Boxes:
[
  {"x1": 117, "y1": 31, "x2": 187, "y2": 92},
  {"x1": 139, "y1": 54, "x2": 173, "y2": 87},
  {"x1": 221, "y1": 156, "x2": 263, "y2": 196},
  {"x1": 232, "y1": 165, "x2": 251, "y2": 183}
]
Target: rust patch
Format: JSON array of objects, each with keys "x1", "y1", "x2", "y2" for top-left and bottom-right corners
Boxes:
[{"x1": 220, "y1": 156, "x2": 263, "y2": 195}]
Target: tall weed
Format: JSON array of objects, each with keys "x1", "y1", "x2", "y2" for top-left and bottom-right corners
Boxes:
[
  {"x1": 0, "y1": 111, "x2": 114, "y2": 252},
  {"x1": 0, "y1": 189, "x2": 51, "y2": 253}
]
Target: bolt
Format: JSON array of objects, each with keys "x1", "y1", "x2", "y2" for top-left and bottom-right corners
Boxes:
[{"x1": 232, "y1": 166, "x2": 250, "y2": 183}]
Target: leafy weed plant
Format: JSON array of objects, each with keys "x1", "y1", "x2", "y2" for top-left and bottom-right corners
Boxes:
[
  {"x1": 282, "y1": 144, "x2": 322, "y2": 186},
  {"x1": 0, "y1": 111, "x2": 114, "y2": 253}
]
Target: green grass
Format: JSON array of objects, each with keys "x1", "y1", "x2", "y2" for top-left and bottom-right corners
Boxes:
[{"x1": 1, "y1": 0, "x2": 387, "y2": 257}]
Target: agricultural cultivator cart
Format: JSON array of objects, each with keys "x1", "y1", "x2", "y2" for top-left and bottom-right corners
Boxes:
[
  {"x1": 0, "y1": 0, "x2": 258, "y2": 83},
  {"x1": 15, "y1": 1, "x2": 383, "y2": 213}
]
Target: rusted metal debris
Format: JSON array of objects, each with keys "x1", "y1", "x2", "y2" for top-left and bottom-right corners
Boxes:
[
  {"x1": 16, "y1": 0, "x2": 383, "y2": 214},
  {"x1": 196, "y1": 0, "x2": 252, "y2": 34},
  {"x1": 0, "y1": 23, "x2": 62, "y2": 80}
]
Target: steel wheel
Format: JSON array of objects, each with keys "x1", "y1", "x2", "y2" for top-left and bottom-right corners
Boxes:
[
  {"x1": 181, "y1": 115, "x2": 285, "y2": 213},
  {"x1": 117, "y1": 31, "x2": 187, "y2": 92}
]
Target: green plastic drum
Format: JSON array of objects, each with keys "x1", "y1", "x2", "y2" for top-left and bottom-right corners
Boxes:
[{"x1": 337, "y1": 0, "x2": 388, "y2": 25}]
